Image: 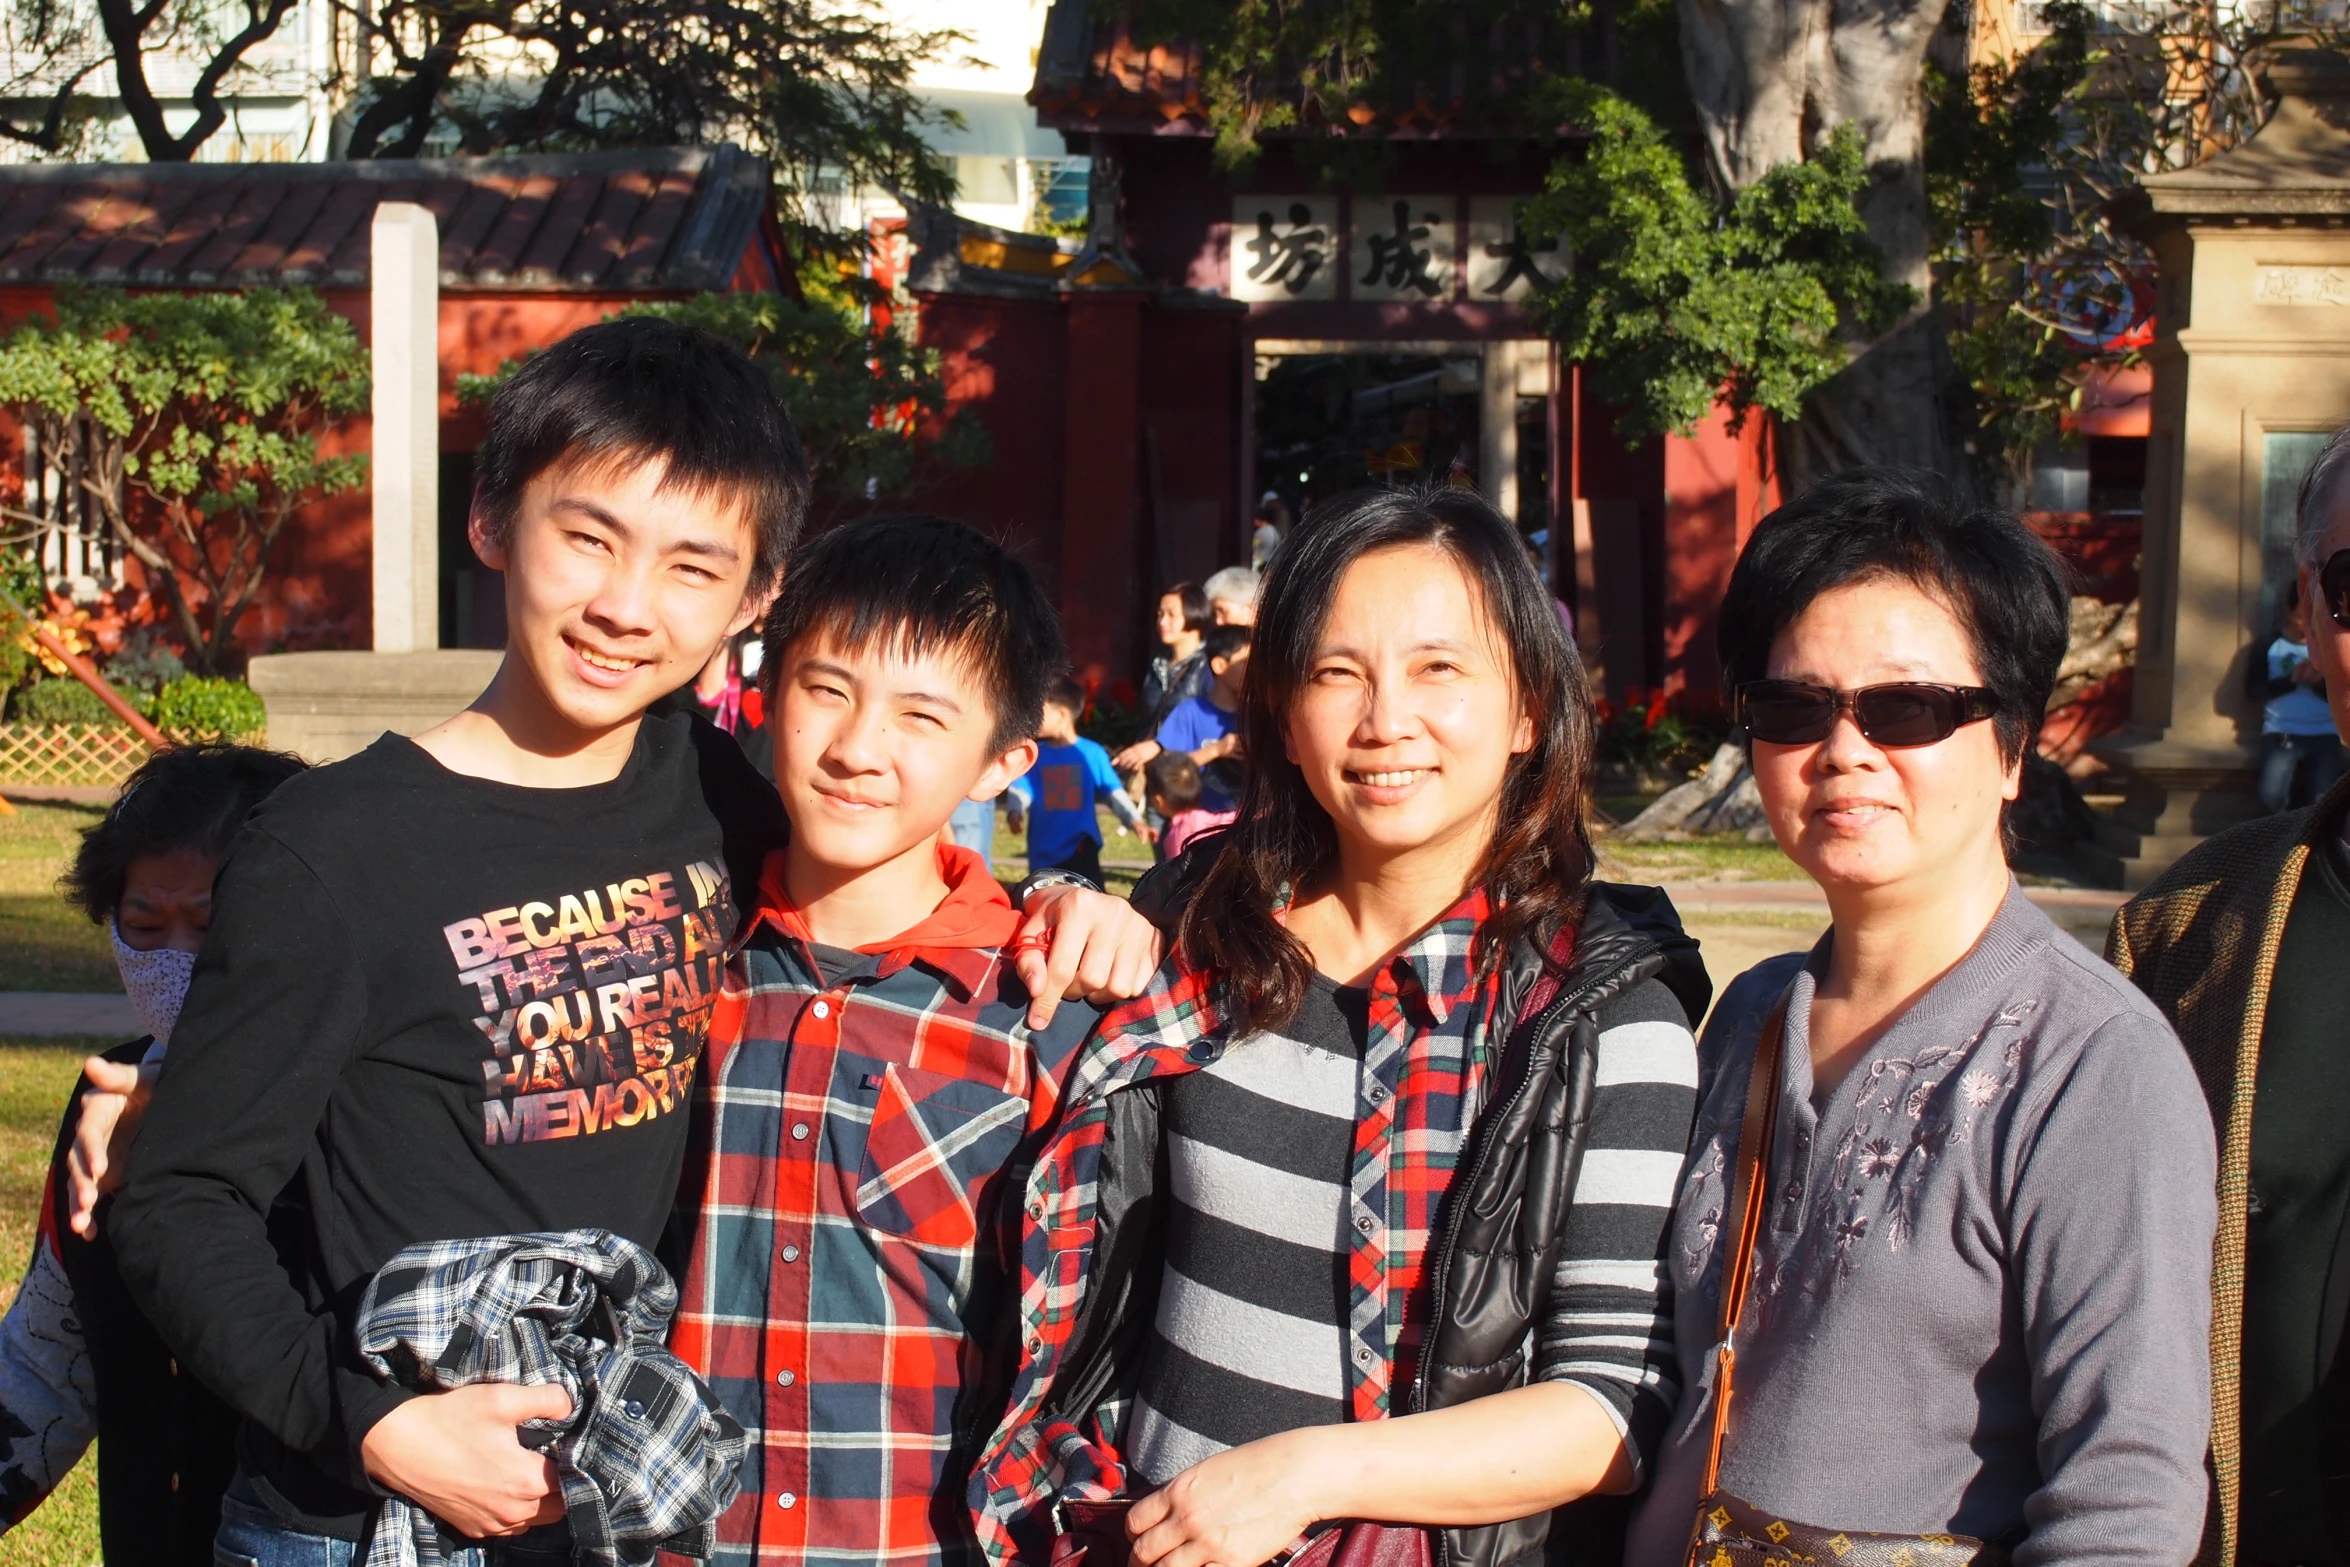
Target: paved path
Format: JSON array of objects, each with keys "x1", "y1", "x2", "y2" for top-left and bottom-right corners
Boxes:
[{"x1": 0, "y1": 992, "x2": 138, "y2": 1038}]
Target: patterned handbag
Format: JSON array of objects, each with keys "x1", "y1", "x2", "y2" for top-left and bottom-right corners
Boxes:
[{"x1": 1687, "y1": 1010, "x2": 2009, "y2": 1567}]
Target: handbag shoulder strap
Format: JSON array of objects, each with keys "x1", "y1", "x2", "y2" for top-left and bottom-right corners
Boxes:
[{"x1": 1699, "y1": 1002, "x2": 1788, "y2": 1498}]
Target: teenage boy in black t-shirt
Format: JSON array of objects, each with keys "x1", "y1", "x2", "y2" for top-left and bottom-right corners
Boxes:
[{"x1": 107, "y1": 319, "x2": 1163, "y2": 1561}]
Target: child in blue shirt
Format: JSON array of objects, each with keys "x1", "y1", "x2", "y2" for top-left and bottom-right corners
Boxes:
[
  {"x1": 1013, "y1": 676, "x2": 1144, "y2": 883},
  {"x1": 2259, "y1": 583, "x2": 2345, "y2": 812},
  {"x1": 1153, "y1": 622, "x2": 1249, "y2": 811}
]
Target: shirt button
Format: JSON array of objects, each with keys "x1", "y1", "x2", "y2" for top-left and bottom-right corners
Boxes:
[
  {"x1": 777, "y1": 1369, "x2": 797, "y2": 1387},
  {"x1": 778, "y1": 1493, "x2": 798, "y2": 1510},
  {"x1": 1355, "y1": 1215, "x2": 1375, "y2": 1234},
  {"x1": 1354, "y1": 1347, "x2": 1372, "y2": 1364},
  {"x1": 811, "y1": 1001, "x2": 831, "y2": 1019},
  {"x1": 1787, "y1": 1181, "x2": 1805, "y2": 1199},
  {"x1": 781, "y1": 1244, "x2": 801, "y2": 1262},
  {"x1": 624, "y1": 1399, "x2": 647, "y2": 1420},
  {"x1": 1366, "y1": 1086, "x2": 1388, "y2": 1103},
  {"x1": 791, "y1": 1124, "x2": 811, "y2": 1142}
]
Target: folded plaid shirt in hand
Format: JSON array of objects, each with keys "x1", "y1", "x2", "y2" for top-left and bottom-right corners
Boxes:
[{"x1": 355, "y1": 1229, "x2": 747, "y2": 1567}]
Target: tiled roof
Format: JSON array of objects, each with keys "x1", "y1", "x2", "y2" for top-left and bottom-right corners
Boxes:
[
  {"x1": 0, "y1": 144, "x2": 778, "y2": 291},
  {"x1": 1029, "y1": 2, "x2": 1210, "y2": 133},
  {"x1": 1029, "y1": 0, "x2": 1583, "y2": 137}
]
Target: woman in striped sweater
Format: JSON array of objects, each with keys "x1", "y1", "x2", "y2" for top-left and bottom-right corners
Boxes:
[{"x1": 968, "y1": 487, "x2": 1704, "y2": 1567}]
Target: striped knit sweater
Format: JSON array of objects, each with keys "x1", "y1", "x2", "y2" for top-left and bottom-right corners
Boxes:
[{"x1": 1124, "y1": 972, "x2": 1697, "y2": 1485}]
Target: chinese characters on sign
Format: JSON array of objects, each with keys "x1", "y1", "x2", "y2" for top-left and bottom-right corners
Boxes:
[
  {"x1": 1233, "y1": 197, "x2": 1340, "y2": 301},
  {"x1": 1231, "y1": 195, "x2": 1564, "y2": 302},
  {"x1": 1355, "y1": 198, "x2": 1456, "y2": 300},
  {"x1": 1467, "y1": 197, "x2": 1565, "y2": 300},
  {"x1": 2254, "y1": 265, "x2": 2350, "y2": 307}
]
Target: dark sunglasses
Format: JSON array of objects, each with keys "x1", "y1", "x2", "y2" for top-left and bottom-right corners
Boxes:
[
  {"x1": 1736, "y1": 680, "x2": 2001, "y2": 748},
  {"x1": 2322, "y1": 548, "x2": 2350, "y2": 629}
]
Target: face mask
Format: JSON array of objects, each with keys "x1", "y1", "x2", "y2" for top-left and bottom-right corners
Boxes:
[{"x1": 112, "y1": 924, "x2": 197, "y2": 1049}]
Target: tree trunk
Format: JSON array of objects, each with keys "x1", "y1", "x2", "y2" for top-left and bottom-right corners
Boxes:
[{"x1": 1679, "y1": 0, "x2": 1958, "y2": 478}]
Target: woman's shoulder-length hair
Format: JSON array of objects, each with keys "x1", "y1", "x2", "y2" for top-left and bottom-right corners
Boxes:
[{"x1": 1177, "y1": 484, "x2": 1599, "y2": 1035}]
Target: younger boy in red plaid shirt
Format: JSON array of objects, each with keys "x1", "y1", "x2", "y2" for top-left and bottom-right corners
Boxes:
[{"x1": 672, "y1": 515, "x2": 1137, "y2": 1567}]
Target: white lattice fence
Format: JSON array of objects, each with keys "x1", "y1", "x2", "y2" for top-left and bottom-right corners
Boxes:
[{"x1": 0, "y1": 724, "x2": 154, "y2": 789}]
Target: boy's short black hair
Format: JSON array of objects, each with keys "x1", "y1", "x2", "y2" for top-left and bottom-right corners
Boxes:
[
  {"x1": 762, "y1": 514, "x2": 1064, "y2": 750},
  {"x1": 472, "y1": 316, "x2": 811, "y2": 596},
  {"x1": 65, "y1": 743, "x2": 308, "y2": 924},
  {"x1": 1202, "y1": 623, "x2": 1252, "y2": 664},
  {"x1": 1042, "y1": 676, "x2": 1085, "y2": 715},
  {"x1": 1145, "y1": 749, "x2": 1203, "y2": 812},
  {"x1": 1717, "y1": 467, "x2": 2070, "y2": 765}
]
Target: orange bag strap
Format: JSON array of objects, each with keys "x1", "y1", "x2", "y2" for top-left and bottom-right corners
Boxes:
[{"x1": 1699, "y1": 1004, "x2": 1787, "y2": 1499}]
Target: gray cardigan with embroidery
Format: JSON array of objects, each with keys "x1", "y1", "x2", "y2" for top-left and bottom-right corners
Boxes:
[{"x1": 1624, "y1": 884, "x2": 2217, "y2": 1567}]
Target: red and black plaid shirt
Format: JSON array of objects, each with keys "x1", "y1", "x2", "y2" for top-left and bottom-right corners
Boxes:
[
  {"x1": 967, "y1": 887, "x2": 1506, "y2": 1565},
  {"x1": 671, "y1": 848, "x2": 1095, "y2": 1567}
]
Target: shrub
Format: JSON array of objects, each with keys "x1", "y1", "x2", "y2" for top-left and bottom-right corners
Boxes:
[
  {"x1": 151, "y1": 677, "x2": 265, "y2": 741},
  {"x1": 1594, "y1": 687, "x2": 1732, "y2": 781},
  {"x1": 11, "y1": 677, "x2": 145, "y2": 727},
  {"x1": 102, "y1": 627, "x2": 188, "y2": 695}
]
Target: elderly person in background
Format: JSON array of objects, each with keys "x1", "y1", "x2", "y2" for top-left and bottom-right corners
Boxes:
[
  {"x1": 2111, "y1": 423, "x2": 2350, "y2": 1564},
  {"x1": 1626, "y1": 470, "x2": 2216, "y2": 1567},
  {"x1": 1202, "y1": 563, "x2": 1260, "y2": 625}
]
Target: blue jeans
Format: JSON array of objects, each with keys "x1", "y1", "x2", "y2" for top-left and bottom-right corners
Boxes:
[
  {"x1": 214, "y1": 1472, "x2": 571, "y2": 1567},
  {"x1": 2258, "y1": 730, "x2": 2347, "y2": 813}
]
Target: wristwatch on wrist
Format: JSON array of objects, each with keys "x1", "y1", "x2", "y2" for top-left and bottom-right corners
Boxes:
[{"x1": 1014, "y1": 868, "x2": 1101, "y2": 909}]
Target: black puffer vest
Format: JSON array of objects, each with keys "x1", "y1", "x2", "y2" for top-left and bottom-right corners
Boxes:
[{"x1": 1080, "y1": 872, "x2": 1710, "y2": 1567}]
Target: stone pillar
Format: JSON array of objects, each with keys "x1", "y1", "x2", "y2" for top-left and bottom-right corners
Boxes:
[
  {"x1": 250, "y1": 202, "x2": 497, "y2": 764},
  {"x1": 371, "y1": 201, "x2": 439, "y2": 652},
  {"x1": 1478, "y1": 340, "x2": 1549, "y2": 527},
  {"x1": 2093, "y1": 51, "x2": 2350, "y2": 888}
]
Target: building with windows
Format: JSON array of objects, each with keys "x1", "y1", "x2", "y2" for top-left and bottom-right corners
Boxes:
[{"x1": 0, "y1": 0, "x2": 344, "y2": 163}]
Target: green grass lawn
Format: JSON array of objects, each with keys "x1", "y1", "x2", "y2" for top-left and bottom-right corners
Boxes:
[
  {"x1": 0, "y1": 1037, "x2": 107, "y2": 1564},
  {"x1": 1590, "y1": 789, "x2": 1806, "y2": 884},
  {"x1": 0, "y1": 804, "x2": 113, "y2": 993}
]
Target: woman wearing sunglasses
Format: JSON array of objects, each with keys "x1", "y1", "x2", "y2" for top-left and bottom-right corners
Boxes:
[{"x1": 1624, "y1": 470, "x2": 2217, "y2": 1567}]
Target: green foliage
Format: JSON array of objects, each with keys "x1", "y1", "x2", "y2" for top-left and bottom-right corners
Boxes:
[
  {"x1": 458, "y1": 282, "x2": 988, "y2": 523},
  {"x1": 9, "y1": 677, "x2": 145, "y2": 727},
  {"x1": 150, "y1": 675, "x2": 266, "y2": 740},
  {"x1": 341, "y1": 0, "x2": 958, "y2": 264},
  {"x1": 0, "y1": 287, "x2": 368, "y2": 673},
  {"x1": 0, "y1": 552, "x2": 44, "y2": 705},
  {"x1": 1112, "y1": 0, "x2": 1594, "y2": 172},
  {"x1": 99, "y1": 628, "x2": 188, "y2": 696},
  {"x1": 1524, "y1": 85, "x2": 1913, "y2": 439},
  {"x1": 1925, "y1": 0, "x2": 2124, "y2": 479}
]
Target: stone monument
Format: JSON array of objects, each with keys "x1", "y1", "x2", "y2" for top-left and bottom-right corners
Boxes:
[
  {"x1": 2089, "y1": 50, "x2": 2350, "y2": 888},
  {"x1": 248, "y1": 201, "x2": 502, "y2": 761}
]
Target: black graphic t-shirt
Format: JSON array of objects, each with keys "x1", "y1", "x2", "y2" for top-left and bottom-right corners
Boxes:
[{"x1": 111, "y1": 715, "x2": 786, "y2": 1537}]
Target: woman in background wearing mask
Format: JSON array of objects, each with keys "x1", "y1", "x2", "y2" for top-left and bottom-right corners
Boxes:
[{"x1": 0, "y1": 743, "x2": 305, "y2": 1561}]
